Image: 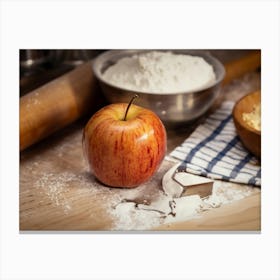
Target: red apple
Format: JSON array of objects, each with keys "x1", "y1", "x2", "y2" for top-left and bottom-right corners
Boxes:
[{"x1": 83, "y1": 96, "x2": 167, "y2": 188}]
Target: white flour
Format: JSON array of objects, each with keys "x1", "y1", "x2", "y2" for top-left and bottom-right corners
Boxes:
[
  {"x1": 111, "y1": 202, "x2": 164, "y2": 230},
  {"x1": 33, "y1": 171, "x2": 105, "y2": 214},
  {"x1": 242, "y1": 104, "x2": 261, "y2": 131},
  {"x1": 110, "y1": 177, "x2": 260, "y2": 230},
  {"x1": 102, "y1": 51, "x2": 216, "y2": 93},
  {"x1": 35, "y1": 172, "x2": 75, "y2": 210}
]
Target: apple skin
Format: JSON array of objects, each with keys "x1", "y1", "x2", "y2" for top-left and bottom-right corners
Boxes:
[{"x1": 83, "y1": 103, "x2": 167, "y2": 188}]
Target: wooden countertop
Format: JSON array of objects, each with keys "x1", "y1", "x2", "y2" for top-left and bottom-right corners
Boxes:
[
  {"x1": 20, "y1": 53, "x2": 261, "y2": 231},
  {"x1": 156, "y1": 193, "x2": 260, "y2": 231}
]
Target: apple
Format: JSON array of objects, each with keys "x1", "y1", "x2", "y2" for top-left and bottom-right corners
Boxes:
[{"x1": 83, "y1": 95, "x2": 167, "y2": 188}]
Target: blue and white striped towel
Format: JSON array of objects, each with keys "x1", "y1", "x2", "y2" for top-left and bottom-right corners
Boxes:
[{"x1": 168, "y1": 101, "x2": 261, "y2": 186}]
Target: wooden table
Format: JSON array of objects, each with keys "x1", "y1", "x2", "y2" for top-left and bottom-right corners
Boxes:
[{"x1": 20, "y1": 51, "x2": 261, "y2": 231}]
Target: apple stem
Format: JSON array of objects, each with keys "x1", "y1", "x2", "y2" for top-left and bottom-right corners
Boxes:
[{"x1": 123, "y1": 94, "x2": 139, "y2": 121}]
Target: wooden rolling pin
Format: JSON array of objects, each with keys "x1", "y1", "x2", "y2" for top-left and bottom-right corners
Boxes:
[
  {"x1": 20, "y1": 51, "x2": 261, "y2": 151},
  {"x1": 222, "y1": 50, "x2": 261, "y2": 85},
  {"x1": 20, "y1": 61, "x2": 101, "y2": 151}
]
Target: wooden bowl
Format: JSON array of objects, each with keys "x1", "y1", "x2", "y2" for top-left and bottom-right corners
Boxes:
[{"x1": 233, "y1": 90, "x2": 261, "y2": 158}]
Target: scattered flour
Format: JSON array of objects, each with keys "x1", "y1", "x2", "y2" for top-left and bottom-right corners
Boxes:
[
  {"x1": 34, "y1": 172, "x2": 77, "y2": 213},
  {"x1": 25, "y1": 93, "x2": 41, "y2": 109},
  {"x1": 25, "y1": 158, "x2": 259, "y2": 229},
  {"x1": 21, "y1": 129, "x2": 260, "y2": 230},
  {"x1": 21, "y1": 155, "x2": 260, "y2": 230},
  {"x1": 111, "y1": 202, "x2": 163, "y2": 230},
  {"x1": 33, "y1": 170, "x2": 112, "y2": 214},
  {"x1": 102, "y1": 51, "x2": 216, "y2": 93},
  {"x1": 109, "y1": 178, "x2": 260, "y2": 230},
  {"x1": 110, "y1": 193, "x2": 203, "y2": 230},
  {"x1": 203, "y1": 180, "x2": 260, "y2": 209}
]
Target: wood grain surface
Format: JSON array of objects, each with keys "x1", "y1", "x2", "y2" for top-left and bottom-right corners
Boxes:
[
  {"x1": 20, "y1": 51, "x2": 261, "y2": 231},
  {"x1": 155, "y1": 193, "x2": 260, "y2": 231},
  {"x1": 20, "y1": 121, "x2": 260, "y2": 231}
]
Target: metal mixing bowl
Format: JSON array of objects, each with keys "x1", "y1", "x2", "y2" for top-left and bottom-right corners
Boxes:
[{"x1": 92, "y1": 50, "x2": 225, "y2": 127}]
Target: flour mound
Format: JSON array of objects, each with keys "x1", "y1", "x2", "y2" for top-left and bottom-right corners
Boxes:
[{"x1": 102, "y1": 51, "x2": 216, "y2": 94}]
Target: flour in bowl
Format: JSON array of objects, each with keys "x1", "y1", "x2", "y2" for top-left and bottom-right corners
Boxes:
[
  {"x1": 242, "y1": 104, "x2": 261, "y2": 131},
  {"x1": 102, "y1": 51, "x2": 216, "y2": 93}
]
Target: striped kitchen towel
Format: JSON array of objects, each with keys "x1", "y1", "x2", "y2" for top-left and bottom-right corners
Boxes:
[{"x1": 168, "y1": 101, "x2": 261, "y2": 186}]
